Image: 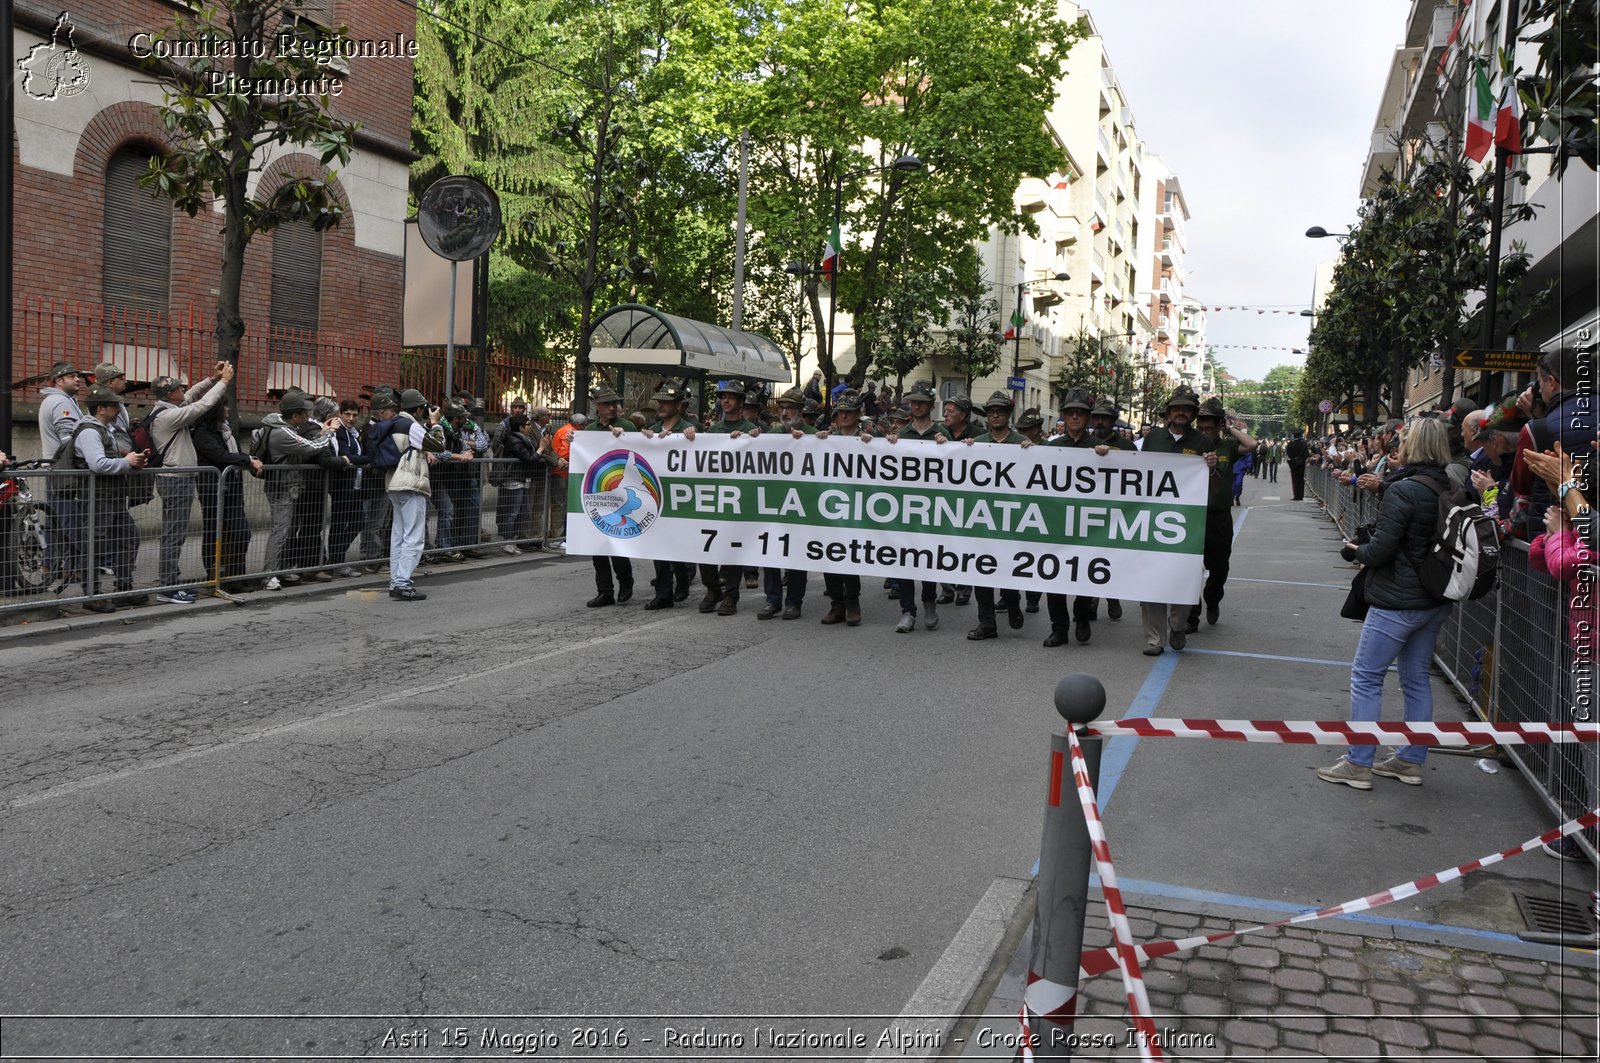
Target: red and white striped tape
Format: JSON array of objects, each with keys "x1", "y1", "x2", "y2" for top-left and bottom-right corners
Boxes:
[
  {"x1": 1077, "y1": 807, "x2": 1600, "y2": 979},
  {"x1": 1065, "y1": 728, "x2": 1165, "y2": 1062},
  {"x1": 1081, "y1": 718, "x2": 1600, "y2": 746}
]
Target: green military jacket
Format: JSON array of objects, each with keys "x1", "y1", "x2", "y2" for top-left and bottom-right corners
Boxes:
[
  {"x1": 707, "y1": 418, "x2": 761, "y2": 434},
  {"x1": 973, "y1": 428, "x2": 1028, "y2": 444},
  {"x1": 1048, "y1": 430, "x2": 1097, "y2": 449},
  {"x1": 897, "y1": 421, "x2": 951, "y2": 441},
  {"x1": 583, "y1": 419, "x2": 640, "y2": 433},
  {"x1": 1140, "y1": 424, "x2": 1213, "y2": 457},
  {"x1": 648, "y1": 415, "x2": 696, "y2": 436}
]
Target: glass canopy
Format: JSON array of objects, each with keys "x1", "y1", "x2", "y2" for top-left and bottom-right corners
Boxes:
[{"x1": 588, "y1": 304, "x2": 792, "y2": 383}]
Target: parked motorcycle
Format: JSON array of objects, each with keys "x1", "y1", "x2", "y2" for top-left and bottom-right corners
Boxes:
[{"x1": 1, "y1": 460, "x2": 55, "y2": 594}]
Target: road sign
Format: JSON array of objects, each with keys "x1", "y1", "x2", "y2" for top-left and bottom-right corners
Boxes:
[
  {"x1": 1317, "y1": 399, "x2": 1334, "y2": 414},
  {"x1": 1454, "y1": 348, "x2": 1541, "y2": 373},
  {"x1": 1007, "y1": 376, "x2": 1026, "y2": 391}
]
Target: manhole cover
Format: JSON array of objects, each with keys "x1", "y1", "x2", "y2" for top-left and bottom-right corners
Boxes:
[{"x1": 1513, "y1": 892, "x2": 1597, "y2": 936}]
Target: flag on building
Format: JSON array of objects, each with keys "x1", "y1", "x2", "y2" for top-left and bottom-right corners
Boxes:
[
  {"x1": 1003, "y1": 306, "x2": 1026, "y2": 341},
  {"x1": 1465, "y1": 64, "x2": 1495, "y2": 162},
  {"x1": 821, "y1": 224, "x2": 840, "y2": 283},
  {"x1": 1494, "y1": 81, "x2": 1522, "y2": 154}
]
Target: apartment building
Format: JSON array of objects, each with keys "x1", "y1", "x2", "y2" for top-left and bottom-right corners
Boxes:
[
  {"x1": 1356, "y1": 0, "x2": 1597, "y2": 415},
  {"x1": 10, "y1": 0, "x2": 414, "y2": 422},
  {"x1": 960, "y1": 2, "x2": 1193, "y2": 423}
]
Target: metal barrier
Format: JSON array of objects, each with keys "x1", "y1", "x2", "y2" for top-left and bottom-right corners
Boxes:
[
  {"x1": 0, "y1": 458, "x2": 558, "y2": 614},
  {"x1": 1308, "y1": 465, "x2": 1597, "y2": 861}
]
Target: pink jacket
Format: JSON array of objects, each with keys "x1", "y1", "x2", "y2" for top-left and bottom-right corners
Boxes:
[{"x1": 1530, "y1": 528, "x2": 1597, "y2": 661}]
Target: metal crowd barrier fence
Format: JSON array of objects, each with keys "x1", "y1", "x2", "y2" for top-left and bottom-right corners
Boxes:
[
  {"x1": 1308, "y1": 465, "x2": 1596, "y2": 862},
  {"x1": 0, "y1": 459, "x2": 559, "y2": 614}
]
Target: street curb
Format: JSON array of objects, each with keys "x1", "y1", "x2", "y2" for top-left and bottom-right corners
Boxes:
[
  {"x1": 868, "y1": 876, "x2": 1033, "y2": 1063},
  {"x1": 0, "y1": 549, "x2": 565, "y2": 646}
]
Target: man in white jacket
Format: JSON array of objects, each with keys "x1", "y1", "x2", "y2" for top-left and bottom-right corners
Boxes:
[{"x1": 149, "y1": 362, "x2": 234, "y2": 602}]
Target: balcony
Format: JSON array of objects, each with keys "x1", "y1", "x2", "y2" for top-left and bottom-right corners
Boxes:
[
  {"x1": 1154, "y1": 316, "x2": 1172, "y2": 339},
  {"x1": 1159, "y1": 239, "x2": 1175, "y2": 267},
  {"x1": 1092, "y1": 189, "x2": 1109, "y2": 230},
  {"x1": 1016, "y1": 177, "x2": 1049, "y2": 213},
  {"x1": 1361, "y1": 126, "x2": 1402, "y2": 197},
  {"x1": 1097, "y1": 126, "x2": 1113, "y2": 162},
  {"x1": 1090, "y1": 248, "x2": 1106, "y2": 283},
  {"x1": 1047, "y1": 184, "x2": 1077, "y2": 227},
  {"x1": 1158, "y1": 280, "x2": 1175, "y2": 304},
  {"x1": 1158, "y1": 209, "x2": 1187, "y2": 252}
]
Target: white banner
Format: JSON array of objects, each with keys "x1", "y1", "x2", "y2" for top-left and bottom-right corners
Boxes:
[{"x1": 568, "y1": 434, "x2": 1208, "y2": 603}]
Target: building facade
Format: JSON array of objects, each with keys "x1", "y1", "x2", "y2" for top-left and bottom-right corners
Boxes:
[
  {"x1": 1355, "y1": 0, "x2": 1597, "y2": 415},
  {"x1": 10, "y1": 0, "x2": 415, "y2": 430}
]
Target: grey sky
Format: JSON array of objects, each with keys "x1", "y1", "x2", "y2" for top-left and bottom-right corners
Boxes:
[{"x1": 1086, "y1": 0, "x2": 1407, "y2": 383}]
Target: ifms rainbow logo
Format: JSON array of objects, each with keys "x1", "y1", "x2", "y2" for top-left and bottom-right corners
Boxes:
[{"x1": 581, "y1": 450, "x2": 663, "y2": 539}]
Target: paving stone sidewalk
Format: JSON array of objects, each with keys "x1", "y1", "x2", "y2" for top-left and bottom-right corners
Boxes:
[{"x1": 962, "y1": 898, "x2": 1599, "y2": 1060}]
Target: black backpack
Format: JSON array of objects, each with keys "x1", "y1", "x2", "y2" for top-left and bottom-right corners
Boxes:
[{"x1": 1414, "y1": 475, "x2": 1499, "y2": 602}]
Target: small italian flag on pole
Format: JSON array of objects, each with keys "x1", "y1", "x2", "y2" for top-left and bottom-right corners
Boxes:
[
  {"x1": 1003, "y1": 305, "x2": 1026, "y2": 341},
  {"x1": 821, "y1": 224, "x2": 840, "y2": 287},
  {"x1": 1494, "y1": 81, "x2": 1522, "y2": 154},
  {"x1": 1465, "y1": 63, "x2": 1494, "y2": 163}
]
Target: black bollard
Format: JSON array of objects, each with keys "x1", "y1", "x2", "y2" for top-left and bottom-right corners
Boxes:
[{"x1": 1025, "y1": 674, "x2": 1107, "y2": 1060}]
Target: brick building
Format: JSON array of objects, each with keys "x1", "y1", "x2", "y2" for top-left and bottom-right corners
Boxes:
[{"x1": 10, "y1": 0, "x2": 416, "y2": 431}]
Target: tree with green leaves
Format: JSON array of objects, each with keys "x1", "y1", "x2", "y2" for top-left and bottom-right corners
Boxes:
[
  {"x1": 669, "y1": 0, "x2": 1085, "y2": 390},
  {"x1": 1300, "y1": 148, "x2": 1547, "y2": 425},
  {"x1": 139, "y1": 1, "x2": 359, "y2": 372},
  {"x1": 412, "y1": 0, "x2": 577, "y2": 379},
  {"x1": 1516, "y1": 0, "x2": 1598, "y2": 176},
  {"x1": 937, "y1": 262, "x2": 1003, "y2": 396}
]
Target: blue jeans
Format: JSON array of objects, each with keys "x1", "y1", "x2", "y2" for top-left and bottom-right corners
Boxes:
[
  {"x1": 389, "y1": 490, "x2": 428, "y2": 588},
  {"x1": 1348, "y1": 604, "x2": 1451, "y2": 767}
]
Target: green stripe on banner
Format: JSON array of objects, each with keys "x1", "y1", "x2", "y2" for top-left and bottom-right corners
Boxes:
[{"x1": 657, "y1": 477, "x2": 1206, "y2": 554}]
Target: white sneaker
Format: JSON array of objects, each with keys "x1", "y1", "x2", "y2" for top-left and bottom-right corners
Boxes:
[
  {"x1": 895, "y1": 612, "x2": 916, "y2": 633},
  {"x1": 502, "y1": 544, "x2": 520, "y2": 556},
  {"x1": 264, "y1": 577, "x2": 281, "y2": 591}
]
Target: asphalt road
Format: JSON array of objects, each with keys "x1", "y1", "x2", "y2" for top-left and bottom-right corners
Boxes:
[
  {"x1": 2, "y1": 552, "x2": 1111, "y2": 1057},
  {"x1": 1, "y1": 479, "x2": 1582, "y2": 1059}
]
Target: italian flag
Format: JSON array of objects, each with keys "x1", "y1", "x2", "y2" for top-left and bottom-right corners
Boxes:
[
  {"x1": 1003, "y1": 305, "x2": 1025, "y2": 341},
  {"x1": 821, "y1": 224, "x2": 840, "y2": 283},
  {"x1": 1494, "y1": 81, "x2": 1522, "y2": 154},
  {"x1": 1465, "y1": 64, "x2": 1494, "y2": 162}
]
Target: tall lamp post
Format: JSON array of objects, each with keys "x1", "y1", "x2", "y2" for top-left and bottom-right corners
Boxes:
[
  {"x1": 827, "y1": 154, "x2": 924, "y2": 389},
  {"x1": 785, "y1": 260, "x2": 825, "y2": 388},
  {"x1": 1011, "y1": 272, "x2": 1070, "y2": 388}
]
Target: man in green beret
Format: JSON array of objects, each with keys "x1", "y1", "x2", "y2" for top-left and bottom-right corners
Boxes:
[
  {"x1": 582, "y1": 386, "x2": 638, "y2": 607},
  {"x1": 964, "y1": 391, "x2": 1030, "y2": 639},
  {"x1": 758, "y1": 387, "x2": 815, "y2": 619},
  {"x1": 1187, "y1": 397, "x2": 1255, "y2": 631},
  {"x1": 816, "y1": 388, "x2": 874, "y2": 626},
  {"x1": 884, "y1": 381, "x2": 951, "y2": 631},
  {"x1": 696, "y1": 381, "x2": 763, "y2": 614},
  {"x1": 1137, "y1": 385, "x2": 1214, "y2": 655},
  {"x1": 642, "y1": 382, "x2": 697, "y2": 609}
]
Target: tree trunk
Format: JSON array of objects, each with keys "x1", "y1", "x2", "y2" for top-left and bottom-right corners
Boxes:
[{"x1": 808, "y1": 281, "x2": 833, "y2": 391}]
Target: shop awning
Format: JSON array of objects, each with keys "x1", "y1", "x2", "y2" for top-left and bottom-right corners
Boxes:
[{"x1": 588, "y1": 304, "x2": 792, "y2": 384}]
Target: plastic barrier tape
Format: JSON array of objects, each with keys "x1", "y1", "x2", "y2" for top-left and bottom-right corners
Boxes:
[
  {"x1": 1077, "y1": 808, "x2": 1600, "y2": 979},
  {"x1": 1081, "y1": 719, "x2": 1600, "y2": 745}
]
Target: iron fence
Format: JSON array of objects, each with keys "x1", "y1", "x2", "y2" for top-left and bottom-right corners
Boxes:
[
  {"x1": 1309, "y1": 465, "x2": 1597, "y2": 860},
  {"x1": 0, "y1": 459, "x2": 559, "y2": 614}
]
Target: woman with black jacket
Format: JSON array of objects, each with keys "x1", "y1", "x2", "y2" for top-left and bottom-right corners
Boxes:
[
  {"x1": 1319, "y1": 418, "x2": 1462, "y2": 790},
  {"x1": 496, "y1": 414, "x2": 545, "y2": 550},
  {"x1": 192, "y1": 403, "x2": 264, "y2": 592}
]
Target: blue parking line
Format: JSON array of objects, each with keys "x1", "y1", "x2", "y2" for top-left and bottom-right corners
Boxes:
[
  {"x1": 1095, "y1": 875, "x2": 1527, "y2": 946},
  {"x1": 1184, "y1": 647, "x2": 1353, "y2": 668}
]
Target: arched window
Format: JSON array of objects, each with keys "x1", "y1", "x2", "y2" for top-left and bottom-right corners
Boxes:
[
  {"x1": 269, "y1": 217, "x2": 323, "y2": 360},
  {"x1": 102, "y1": 147, "x2": 171, "y2": 315}
]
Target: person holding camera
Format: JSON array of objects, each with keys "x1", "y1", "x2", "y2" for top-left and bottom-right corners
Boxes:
[
  {"x1": 383, "y1": 391, "x2": 448, "y2": 601},
  {"x1": 62, "y1": 385, "x2": 148, "y2": 612},
  {"x1": 258, "y1": 391, "x2": 348, "y2": 590},
  {"x1": 149, "y1": 363, "x2": 233, "y2": 602}
]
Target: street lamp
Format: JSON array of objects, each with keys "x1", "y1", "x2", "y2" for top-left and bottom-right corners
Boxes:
[
  {"x1": 1304, "y1": 226, "x2": 1351, "y2": 240},
  {"x1": 827, "y1": 154, "x2": 924, "y2": 388},
  {"x1": 1011, "y1": 272, "x2": 1070, "y2": 387}
]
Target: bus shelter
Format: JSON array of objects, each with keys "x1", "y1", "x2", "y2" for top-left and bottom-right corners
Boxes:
[{"x1": 588, "y1": 305, "x2": 792, "y2": 397}]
